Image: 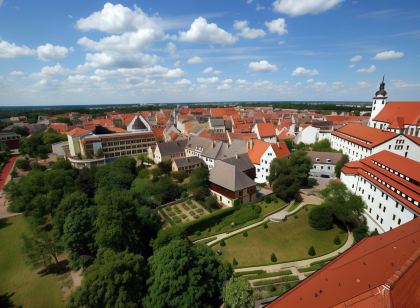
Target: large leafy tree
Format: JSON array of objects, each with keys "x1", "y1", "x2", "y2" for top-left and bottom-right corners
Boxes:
[
  {"x1": 222, "y1": 277, "x2": 254, "y2": 308},
  {"x1": 144, "y1": 240, "x2": 232, "y2": 308},
  {"x1": 188, "y1": 166, "x2": 210, "y2": 200},
  {"x1": 22, "y1": 231, "x2": 63, "y2": 268},
  {"x1": 62, "y1": 206, "x2": 97, "y2": 269},
  {"x1": 69, "y1": 249, "x2": 146, "y2": 308},
  {"x1": 95, "y1": 157, "x2": 137, "y2": 190},
  {"x1": 335, "y1": 154, "x2": 349, "y2": 178}
]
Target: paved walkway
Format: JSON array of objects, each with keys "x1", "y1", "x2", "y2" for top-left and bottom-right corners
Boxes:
[
  {"x1": 195, "y1": 194, "x2": 324, "y2": 246},
  {"x1": 0, "y1": 156, "x2": 21, "y2": 219},
  {"x1": 235, "y1": 232, "x2": 354, "y2": 274}
]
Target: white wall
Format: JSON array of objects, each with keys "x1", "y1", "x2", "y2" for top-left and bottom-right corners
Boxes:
[{"x1": 210, "y1": 189, "x2": 233, "y2": 207}]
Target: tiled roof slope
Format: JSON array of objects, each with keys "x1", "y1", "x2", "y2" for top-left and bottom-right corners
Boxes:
[
  {"x1": 374, "y1": 101, "x2": 420, "y2": 125},
  {"x1": 332, "y1": 123, "x2": 397, "y2": 148},
  {"x1": 269, "y1": 219, "x2": 420, "y2": 308}
]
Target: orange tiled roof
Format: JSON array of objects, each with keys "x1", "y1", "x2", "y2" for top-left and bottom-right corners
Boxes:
[
  {"x1": 152, "y1": 127, "x2": 164, "y2": 139},
  {"x1": 269, "y1": 219, "x2": 420, "y2": 308},
  {"x1": 272, "y1": 141, "x2": 290, "y2": 158},
  {"x1": 67, "y1": 127, "x2": 90, "y2": 136},
  {"x1": 49, "y1": 123, "x2": 70, "y2": 133},
  {"x1": 332, "y1": 123, "x2": 397, "y2": 148},
  {"x1": 255, "y1": 122, "x2": 276, "y2": 137},
  {"x1": 248, "y1": 140, "x2": 289, "y2": 164},
  {"x1": 374, "y1": 101, "x2": 420, "y2": 125}
]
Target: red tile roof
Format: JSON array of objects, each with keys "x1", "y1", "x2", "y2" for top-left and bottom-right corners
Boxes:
[
  {"x1": 255, "y1": 123, "x2": 276, "y2": 137},
  {"x1": 332, "y1": 123, "x2": 397, "y2": 149},
  {"x1": 49, "y1": 123, "x2": 70, "y2": 133},
  {"x1": 374, "y1": 101, "x2": 420, "y2": 125},
  {"x1": 247, "y1": 140, "x2": 289, "y2": 164},
  {"x1": 325, "y1": 115, "x2": 369, "y2": 124},
  {"x1": 269, "y1": 219, "x2": 420, "y2": 308},
  {"x1": 67, "y1": 127, "x2": 91, "y2": 136},
  {"x1": 341, "y1": 150, "x2": 419, "y2": 214}
]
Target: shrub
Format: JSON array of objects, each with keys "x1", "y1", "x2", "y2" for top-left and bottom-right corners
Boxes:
[
  {"x1": 269, "y1": 285, "x2": 276, "y2": 292},
  {"x1": 309, "y1": 205, "x2": 334, "y2": 230},
  {"x1": 294, "y1": 215, "x2": 298, "y2": 219},
  {"x1": 233, "y1": 258, "x2": 238, "y2": 266},
  {"x1": 220, "y1": 239, "x2": 226, "y2": 247},
  {"x1": 334, "y1": 235, "x2": 341, "y2": 245},
  {"x1": 271, "y1": 253, "x2": 277, "y2": 262},
  {"x1": 243, "y1": 231, "x2": 248, "y2": 237},
  {"x1": 15, "y1": 159, "x2": 31, "y2": 171},
  {"x1": 180, "y1": 191, "x2": 189, "y2": 198},
  {"x1": 308, "y1": 246, "x2": 316, "y2": 256},
  {"x1": 307, "y1": 177, "x2": 318, "y2": 188},
  {"x1": 265, "y1": 195, "x2": 272, "y2": 204},
  {"x1": 263, "y1": 223, "x2": 268, "y2": 229}
]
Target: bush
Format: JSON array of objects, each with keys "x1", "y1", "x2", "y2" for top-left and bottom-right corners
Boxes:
[
  {"x1": 334, "y1": 235, "x2": 341, "y2": 245},
  {"x1": 308, "y1": 246, "x2": 316, "y2": 256},
  {"x1": 269, "y1": 285, "x2": 276, "y2": 292},
  {"x1": 265, "y1": 195, "x2": 272, "y2": 204},
  {"x1": 220, "y1": 239, "x2": 226, "y2": 247},
  {"x1": 309, "y1": 205, "x2": 334, "y2": 230},
  {"x1": 263, "y1": 223, "x2": 268, "y2": 229},
  {"x1": 243, "y1": 231, "x2": 248, "y2": 237},
  {"x1": 307, "y1": 178, "x2": 318, "y2": 188},
  {"x1": 271, "y1": 253, "x2": 277, "y2": 262},
  {"x1": 233, "y1": 258, "x2": 238, "y2": 266},
  {"x1": 15, "y1": 159, "x2": 31, "y2": 171},
  {"x1": 294, "y1": 215, "x2": 298, "y2": 219}
]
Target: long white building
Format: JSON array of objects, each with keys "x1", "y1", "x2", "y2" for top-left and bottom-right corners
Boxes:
[{"x1": 341, "y1": 150, "x2": 419, "y2": 234}]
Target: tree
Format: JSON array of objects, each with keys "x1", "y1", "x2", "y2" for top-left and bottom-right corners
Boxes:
[
  {"x1": 335, "y1": 154, "x2": 349, "y2": 178},
  {"x1": 222, "y1": 277, "x2": 254, "y2": 308},
  {"x1": 144, "y1": 240, "x2": 232, "y2": 308},
  {"x1": 15, "y1": 158, "x2": 31, "y2": 171},
  {"x1": 188, "y1": 166, "x2": 210, "y2": 200},
  {"x1": 309, "y1": 205, "x2": 334, "y2": 230},
  {"x1": 172, "y1": 170, "x2": 188, "y2": 183},
  {"x1": 271, "y1": 253, "x2": 277, "y2": 262},
  {"x1": 53, "y1": 191, "x2": 90, "y2": 239},
  {"x1": 95, "y1": 148, "x2": 104, "y2": 158},
  {"x1": 62, "y1": 206, "x2": 97, "y2": 269},
  {"x1": 311, "y1": 139, "x2": 334, "y2": 152},
  {"x1": 69, "y1": 249, "x2": 146, "y2": 308},
  {"x1": 353, "y1": 217, "x2": 369, "y2": 242},
  {"x1": 22, "y1": 231, "x2": 63, "y2": 268},
  {"x1": 157, "y1": 160, "x2": 172, "y2": 174}
]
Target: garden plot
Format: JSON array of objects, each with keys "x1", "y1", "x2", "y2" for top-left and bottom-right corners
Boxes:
[{"x1": 159, "y1": 200, "x2": 209, "y2": 226}]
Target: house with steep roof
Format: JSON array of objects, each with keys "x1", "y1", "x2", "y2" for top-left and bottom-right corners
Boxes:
[
  {"x1": 208, "y1": 117, "x2": 226, "y2": 133},
  {"x1": 252, "y1": 122, "x2": 277, "y2": 143},
  {"x1": 172, "y1": 156, "x2": 204, "y2": 173},
  {"x1": 209, "y1": 159, "x2": 256, "y2": 207},
  {"x1": 148, "y1": 139, "x2": 187, "y2": 164},
  {"x1": 341, "y1": 150, "x2": 419, "y2": 233},
  {"x1": 331, "y1": 123, "x2": 420, "y2": 162},
  {"x1": 247, "y1": 139, "x2": 290, "y2": 183},
  {"x1": 307, "y1": 151, "x2": 342, "y2": 179},
  {"x1": 268, "y1": 219, "x2": 420, "y2": 308}
]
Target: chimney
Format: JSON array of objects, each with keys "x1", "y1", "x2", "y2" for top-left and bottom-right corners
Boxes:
[
  {"x1": 212, "y1": 141, "x2": 215, "y2": 148},
  {"x1": 235, "y1": 154, "x2": 239, "y2": 159},
  {"x1": 247, "y1": 139, "x2": 253, "y2": 150}
]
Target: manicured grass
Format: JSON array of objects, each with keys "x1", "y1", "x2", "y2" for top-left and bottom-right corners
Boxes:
[
  {"x1": 253, "y1": 281, "x2": 299, "y2": 300},
  {"x1": 0, "y1": 216, "x2": 66, "y2": 308},
  {"x1": 287, "y1": 201, "x2": 301, "y2": 213},
  {"x1": 190, "y1": 199, "x2": 287, "y2": 241},
  {"x1": 214, "y1": 207, "x2": 347, "y2": 267}
]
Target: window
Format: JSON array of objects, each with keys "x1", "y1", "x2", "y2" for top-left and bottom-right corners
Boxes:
[
  {"x1": 398, "y1": 218, "x2": 401, "y2": 225},
  {"x1": 383, "y1": 207, "x2": 386, "y2": 213},
  {"x1": 401, "y1": 207, "x2": 404, "y2": 213},
  {"x1": 392, "y1": 214, "x2": 396, "y2": 221},
  {"x1": 376, "y1": 215, "x2": 379, "y2": 220}
]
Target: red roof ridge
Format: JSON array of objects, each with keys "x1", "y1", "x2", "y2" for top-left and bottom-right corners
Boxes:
[{"x1": 385, "y1": 247, "x2": 420, "y2": 289}]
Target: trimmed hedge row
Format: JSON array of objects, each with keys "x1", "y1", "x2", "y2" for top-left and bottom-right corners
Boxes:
[
  {"x1": 252, "y1": 275, "x2": 299, "y2": 287},
  {"x1": 242, "y1": 270, "x2": 293, "y2": 281},
  {"x1": 298, "y1": 264, "x2": 322, "y2": 273},
  {"x1": 234, "y1": 270, "x2": 264, "y2": 277},
  {"x1": 183, "y1": 207, "x2": 236, "y2": 234},
  {"x1": 310, "y1": 256, "x2": 336, "y2": 266}
]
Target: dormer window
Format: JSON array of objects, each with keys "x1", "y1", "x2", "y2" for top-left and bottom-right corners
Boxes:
[
  {"x1": 315, "y1": 158, "x2": 320, "y2": 162},
  {"x1": 326, "y1": 159, "x2": 331, "y2": 163}
]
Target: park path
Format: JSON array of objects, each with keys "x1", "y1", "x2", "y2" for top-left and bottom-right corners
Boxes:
[
  {"x1": 0, "y1": 155, "x2": 21, "y2": 219},
  {"x1": 195, "y1": 194, "x2": 324, "y2": 246},
  {"x1": 234, "y1": 232, "x2": 354, "y2": 274}
]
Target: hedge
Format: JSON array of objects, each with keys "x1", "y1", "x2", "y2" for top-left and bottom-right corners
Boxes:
[
  {"x1": 234, "y1": 270, "x2": 264, "y2": 277},
  {"x1": 298, "y1": 264, "x2": 322, "y2": 273},
  {"x1": 252, "y1": 275, "x2": 299, "y2": 287},
  {"x1": 310, "y1": 256, "x2": 336, "y2": 266},
  {"x1": 240, "y1": 270, "x2": 293, "y2": 281},
  {"x1": 183, "y1": 207, "x2": 236, "y2": 234}
]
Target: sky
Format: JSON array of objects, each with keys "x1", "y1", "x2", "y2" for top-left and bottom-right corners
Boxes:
[{"x1": 0, "y1": 0, "x2": 419, "y2": 106}]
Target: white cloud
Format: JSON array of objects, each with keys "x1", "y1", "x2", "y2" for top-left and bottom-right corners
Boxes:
[
  {"x1": 166, "y1": 68, "x2": 185, "y2": 78},
  {"x1": 373, "y1": 50, "x2": 404, "y2": 60},
  {"x1": 292, "y1": 67, "x2": 319, "y2": 76},
  {"x1": 249, "y1": 60, "x2": 278, "y2": 72},
  {"x1": 272, "y1": 0, "x2": 343, "y2": 17},
  {"x1": 76, "y1": 2, "x2": 158, "y2": 33},
  {"x1": 357, "y1": 81, "x2": 369, "y2": 88},
  {"x1": 350, "y1": 55, "x2": 362, "y2": 62},
  {"x1": 203, "y1": 66, "x2": 214, "y2": 74},
  {"x1": 37, "y1": 44, "x2": 71, "y2": 61},
  {"x1": 187, "y1": 56, "x2": 204, "y2": 64},
  {"x1": 175, "y1": 78, "x2": 191, "y2": 86},
  {"x1": 357, "y1": 65, "x2": 376, "y2": 73},
  {"x1": 217, "y1": 83, "x2": 232, "y2": 90},
  {"x1": 81, "y1": 52, "x2": 159, "y2": 69},
  {"x1": 10, "y1": 71, "x2": 25, "y2": 76},
  {"x1": 256, "y1": 4, "x2": 266, "y2": 11},
  {"x1": 165, "y1": 42, "x2": 177, "y2": 58},
  {"x1": 0, "y1": 39, "x2": 34, "y2": 58},
  {"x1": 179, "y1": 17, "x2": 236, "y2": 45},
  {"x1": 265, "y1": 18, "x2": 288, "y2": 35},
  {"x1": 390, "y1": 79, "x2": 420, "y2": 88},
  {"x1": 233, "y1": 20, "x2": 266, "y2": 39},
  {"x1": 197, "y1": 76, "x2": 219, "y2": 84},
  {"x1": 348, "y1": 64, "x2": 355, "y2": 68}
]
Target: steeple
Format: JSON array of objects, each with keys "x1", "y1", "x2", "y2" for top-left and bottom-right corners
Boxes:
[{"x1": 375, "y1": 75, "x2": 387, "y2": 98}]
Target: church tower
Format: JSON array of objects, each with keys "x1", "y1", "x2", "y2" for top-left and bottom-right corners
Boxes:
[{"x1": 369, "y1": 76, "x2": 387, "y2": 128}]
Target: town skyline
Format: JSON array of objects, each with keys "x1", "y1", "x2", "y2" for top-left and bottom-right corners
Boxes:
[{"x1": 1, "y1": 0, "x2": 420, "y2": 105}]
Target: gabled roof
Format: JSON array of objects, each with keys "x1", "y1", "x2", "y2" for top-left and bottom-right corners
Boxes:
[
  {"x1": 66, "y1": 127, "x2": 91, "y2": 136},
  {"x1": 332, "y1": 123, "x2": 397, "y2": 148},
  {"x1": 247, "y1": 140, "x2": 290, "y2": 164},
  {"x1": 173, "y1": 156, "x2": 204, "y2": 168},
  {"x1": 157, "y1": 139, "x2": 187, "y2": 156},
  {"x1": 269, "y1": 219, "x2": 420, "y2": 308},
  {"x1": 374, "y1": 102, "x2": 420, "y2": 126},
  {"x1": 210, "y1": 160, "x2": 255, "y2": 192},
  {"x1": 307, "y1": 151, "x2": 342, "y2": 165},
  {"x1": 255, "y1": 123, "x2": 276, "y2": 137},
  {"x1": 222, "y1": 153, "x2": 254, "y2": 172}
]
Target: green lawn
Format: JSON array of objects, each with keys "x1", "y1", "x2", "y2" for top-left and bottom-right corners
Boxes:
[
  {"x1": 0, "y1": 216, "x2": 66, "y2": 308},
  {"x1": 214, "y1": 207, "x2": 347, "y2": 267},
  {"x1": 189, "y1": 199, "x2": 287, "y2": 241}
]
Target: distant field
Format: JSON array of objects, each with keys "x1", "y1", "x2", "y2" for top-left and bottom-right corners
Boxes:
[
  {"x1": 0, "y1": 216, "x2": 66, "y2": 308},
  {"x1": 214, "y1": 207, "x2": 347, "y2": 267}
]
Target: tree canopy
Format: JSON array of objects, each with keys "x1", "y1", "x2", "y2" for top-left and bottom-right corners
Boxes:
[
  {"x1": 144, "y1": 240, "x2": 232, "y2": 308},
  {"x1": 222, "y1": 277, "x2": 254, "y2": 308}
]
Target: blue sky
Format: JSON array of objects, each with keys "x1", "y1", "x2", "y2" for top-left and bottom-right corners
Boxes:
[{"x1": 0, "y1": 0, "x2": 419, "y2": 105}]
